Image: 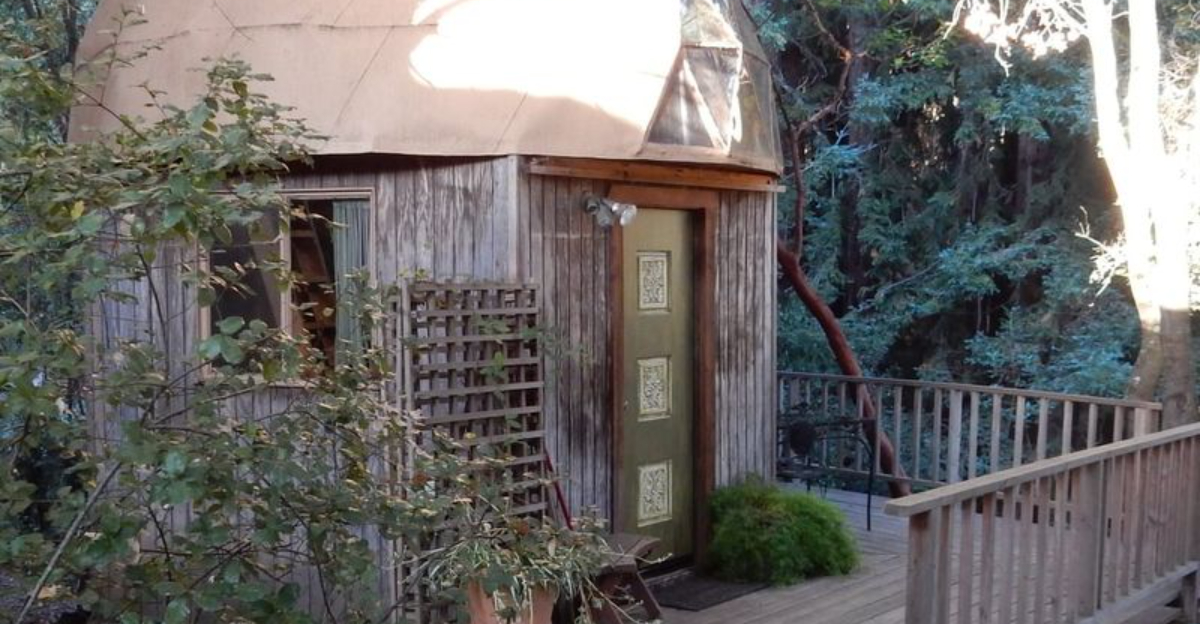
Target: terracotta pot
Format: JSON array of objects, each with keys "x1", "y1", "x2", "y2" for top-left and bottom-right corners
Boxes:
[{"x1": 465, "y1": 581, "x2": 557, "y2": 624}]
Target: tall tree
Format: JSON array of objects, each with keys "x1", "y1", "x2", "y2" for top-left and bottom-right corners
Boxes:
[
  {"x1": 954, "y1": 0, "x2": 1200, "y2": 426},
  {"x1": 766, "y1": 0, "x2": 912, "y2": 496}
]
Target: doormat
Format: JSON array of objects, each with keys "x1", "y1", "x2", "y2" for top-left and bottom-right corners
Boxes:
[{"x1": 652, "y1": 575, "x2": 768, "y2": 612}]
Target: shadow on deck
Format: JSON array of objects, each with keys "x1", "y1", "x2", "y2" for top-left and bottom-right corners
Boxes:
[{"x1": 660, "y1": 488, "x2": 910, "y2": 624}]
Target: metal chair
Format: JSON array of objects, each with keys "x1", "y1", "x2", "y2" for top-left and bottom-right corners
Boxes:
[{"x1": 777, "y1": 413, "x2": 877, "y2": 531}]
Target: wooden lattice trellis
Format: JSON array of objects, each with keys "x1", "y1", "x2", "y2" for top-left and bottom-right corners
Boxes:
[
  {"x1": 400, "y1": 281, "x2": 548, "y2": 509},
  {"x1": 391, "y1": 282, "x2": 549, "y2": 622}
]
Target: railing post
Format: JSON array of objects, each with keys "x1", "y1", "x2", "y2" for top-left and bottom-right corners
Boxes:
[
  {"x1": 1133, "y1": 407, "x2": 1153, "y2": 437},
  {"x1": 906, "y1": 510, "x2": 938, "y2": 624},
  {"x1": 948, "y1": 390, "x2": 962, "y2": 483},
  {"x1": 1074, "y1": 461, "x2": 1107, "y2": 617},
  {"x1": 1191, "y1": 437, "x2": 1200, "y2": 563},
  {"x1": 1183, "y1": 571, "x2": 1199, "y2": 624}
]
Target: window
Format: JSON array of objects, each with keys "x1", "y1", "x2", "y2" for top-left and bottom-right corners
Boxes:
[{"x1": 207, "y1": 197, "x2": 370, "y2": 366}]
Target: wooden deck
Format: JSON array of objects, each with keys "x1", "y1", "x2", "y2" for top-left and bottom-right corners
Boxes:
[{"x1": 660, "y1": 487, "x2": 910, "y2": 624}]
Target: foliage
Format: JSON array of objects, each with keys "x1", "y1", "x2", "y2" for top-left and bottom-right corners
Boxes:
[
  {"x1": 755, "y1": 0, "x2": 1184, "y2": 398},
  {"x1": 707, "y1": 478, "x2": 858, "y2": 585},
  {"x1": 429, "y1": 508, "x2": 608, "y2": 624}
]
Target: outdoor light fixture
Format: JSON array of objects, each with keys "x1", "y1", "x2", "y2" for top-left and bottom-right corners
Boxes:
[{"x1": 583, "y1": 194, "x2": 638, "y2": 228}]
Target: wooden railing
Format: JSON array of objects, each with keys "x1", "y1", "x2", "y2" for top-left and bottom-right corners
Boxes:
[
  {"x1": 777, "y1": 372, "x2": 1164, "y2": 486},
  {"x1": 885, "y1": 422, "x2": 1200, "y2": 624}
]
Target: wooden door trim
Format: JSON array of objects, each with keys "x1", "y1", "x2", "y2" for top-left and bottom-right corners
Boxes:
[
  {"x1": 529, "y1": 156, "x2": 784, "y2": 194},
  {"x1": 607, "y1": 183, "x2": 718, "y2": 562}
]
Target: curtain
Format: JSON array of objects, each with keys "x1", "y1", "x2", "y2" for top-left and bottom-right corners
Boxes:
[{"x1": 333, "y1": 199, "x2": 370, "y2": 361}]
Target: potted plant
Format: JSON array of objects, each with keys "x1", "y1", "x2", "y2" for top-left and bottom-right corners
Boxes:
[{"x1": 429, "y1": 509, "x2": 608, "y2": 624}]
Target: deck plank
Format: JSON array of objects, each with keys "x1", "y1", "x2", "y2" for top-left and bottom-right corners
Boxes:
[{"x1": 659, "y1": 488, "x2": 908, "y2": 624}]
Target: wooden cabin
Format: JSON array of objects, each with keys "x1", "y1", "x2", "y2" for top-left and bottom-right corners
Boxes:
[{"x1": 71, "y1": 0, "x2": 782, "y2": 564}]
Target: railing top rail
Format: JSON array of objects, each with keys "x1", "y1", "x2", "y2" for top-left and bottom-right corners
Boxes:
[
  {"x1": 884, "y1": 421, "x2": 1200, "y2": 518},
  {"x1": 778, "y1": 371, "x2": 1164, "y2": 411}
]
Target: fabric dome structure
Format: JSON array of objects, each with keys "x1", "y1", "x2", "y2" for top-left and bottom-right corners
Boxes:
[{"x1": 69, "y1": 0, "x2": 782, "y2": 174}]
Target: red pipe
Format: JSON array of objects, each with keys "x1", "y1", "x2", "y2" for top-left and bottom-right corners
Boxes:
[{"x1": 543, "y1": 453, "x2": 574, "y2": 529}]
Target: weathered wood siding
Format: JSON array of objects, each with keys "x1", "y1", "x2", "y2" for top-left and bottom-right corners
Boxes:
[
  {"x1": 285, "y1": 156, "x2": 521, "y2": 285},
  {"x1": 516, "y1": 174, "x2": 613, "y2": 518},
  {"x1": 714, "y1": 190, "x2": 777, "y2": 486}
]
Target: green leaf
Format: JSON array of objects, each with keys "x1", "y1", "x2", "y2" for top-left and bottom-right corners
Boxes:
[
  {"x1": 198, "y1": 336, "x2": 223, "y2": 361},
  {"x1": 197, "y1": 286, "x2": 217, "y2": 307},
  {"x1": 217, "y1": 316, "x2": 245, "y2": 335},
  {"x1": 163, "y1": 205, "x2": 186, "y2": 229},
  {"x1": 220, "y1": 339, "x2": 245, "y2": 364},
  {"x1": 163, "y1": 450, "x2": 187, "y2": 476},
  {"x1": 76, "y1": 212, "x2": 105, "y2": 236},
  {"x1": 168, "y1": 175, "x2": 191, "y2": 199},
  {"x1": 164, "y1": 598, "x2": 190, "y2": 624}
]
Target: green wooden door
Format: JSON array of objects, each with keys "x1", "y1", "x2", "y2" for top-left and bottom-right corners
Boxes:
[{"x1": 621, "y1": 208, "x2": 695, "y2": 558}]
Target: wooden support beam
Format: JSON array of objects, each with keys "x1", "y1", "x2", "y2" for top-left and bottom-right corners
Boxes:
[
  {"x1": 528, "y1": 156, "x2": 784, "y2": 193},
  {"x1": 907, "y1": 511, "x2": 939, "y2": 624}
]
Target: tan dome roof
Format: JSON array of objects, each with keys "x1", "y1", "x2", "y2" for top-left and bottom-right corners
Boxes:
[{"x1": 69, "y1": 0, "x2": 781, "y2": 174}]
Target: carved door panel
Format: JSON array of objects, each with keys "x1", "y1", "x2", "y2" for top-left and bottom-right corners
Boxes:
[{"x1": 621, "y1": 208, "x2": 694, "y2": 558}]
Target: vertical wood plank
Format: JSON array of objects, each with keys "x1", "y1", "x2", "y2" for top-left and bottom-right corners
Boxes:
[
  {"x1": 1087, "y1": 404, "x2": 1098, "y2": 449},
  {"x1": 914, "y1": 389, "x2": 924, "y2": 482},
  {"x1": 957, "y1": 499, "x2": 975, "y2": 624},
  {"x1": 894, "y1": 386, "x2": 904, "y2": 477},
  {"x1": 991, "y1": 394, "x2": 1003, "y2": 474},
  {"x1": 968, "y1": 392, "x2": 980, "y2": 479},
  {"x1": 1052, "y1": 472, "x2": 1068, "y2": 624},
  {"x1": 874, "y1": 385, "x2": 883, "y2": 475},
  {"x1": 1182, "y1": 571, "x2": 1198, "y2": 624},
  {"x1": 1132, "y1": 447, "x2": 1147, "y2": 589},
  {"x1": 1036, "y1": 398, "x2": 1049, "y2": 461},
  {"x1": 1062, "y1": 401, "x2": 1074, "y2": 456},
  {"x1": 948, "y1": 390, "x2": 962, "y2": 483},
  {"x1": 1016, "y1": 482, "x2": 1034, "y2": 623},
  {"x1": 1033, "y1": 477, "x2": 1050, "y2": 624},
  {"x1": 933, "y1": 388, "x2": 943, "y2": 482},
  {"x1": 1074, "y1": 463, "x2": 1104, "y2": 618},
  {"x1": 907, "y1": 511, "x2": 939, "y2": 624},
  {"x1": 1014, "y1": 396, "x2": 1026, "y2": 468},
  {"x1": 979, "y1": 493, "x2": 997, "y2": 624},
  {"x1": 936, "y1": 505, "x2": 953, "y2": 624},
  {"x1": 999, "y1": 485, "x2": 1018, "y2": 624},
  {"x1": 1101, "y1": 457, "x2": 1119, "y2": 604}
]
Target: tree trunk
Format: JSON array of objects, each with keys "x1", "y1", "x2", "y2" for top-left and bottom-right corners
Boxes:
[
  {"x1": 1082, "y1": 0, "x2": 1165, "y2": 405},
  {"x1": 61, "y1": 0, "x2": 80, "y2": 68},
  {"x1": 838, "y1": 16, "x2": 873, "y2": 309},
  {"x1": 1154, "y1": 63, "x2": 1200, "y2": 427},
  {"x1": 777, "y1": 242, "x2": 912, "y2": 497},
  {"x1": 1079, "y1": 0, "x2": 1195, "y2": 423}
]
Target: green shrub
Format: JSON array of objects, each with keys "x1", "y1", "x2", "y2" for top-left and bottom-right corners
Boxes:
[{"x1": 708, "y1": 478, "x2": 859, "y2": 585}]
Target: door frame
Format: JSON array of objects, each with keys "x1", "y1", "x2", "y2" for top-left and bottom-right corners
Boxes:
[{"x1": 607, "y1": 183, "x2": 718, "y2": 562}]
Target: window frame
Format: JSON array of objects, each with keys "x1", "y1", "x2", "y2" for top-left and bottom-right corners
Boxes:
[{"x1": 197, "y1": 188, "x2": 376, "y2": 374}]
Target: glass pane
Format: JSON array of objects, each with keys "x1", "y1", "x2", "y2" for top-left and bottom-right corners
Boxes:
[
  {"x1": 730, "y1": 55, "x2": 778, "y2": 163},
  {"x1": 647, "y1": 58, "x2": 718, "y2": 148},
  {"x1": 681, "y1": 0, "x2": 740, "y2": 48},
  {"x1": 290, "y1": 200, "x2": 337, "y2": 365},
  {"x1": 210, "y1": 218, "x2": 282, "y2": 334},
  {"x1": 684, "y1": 47, "x2": 740, "y2": 141},
  {"x1": 644, "y1": 0, "x2": 783, "y2": 171}
]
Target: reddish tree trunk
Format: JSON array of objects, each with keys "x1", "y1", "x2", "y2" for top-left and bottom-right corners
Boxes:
[{"x1": 777, "y1": 241, "x2": 912, "y2": 497}]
